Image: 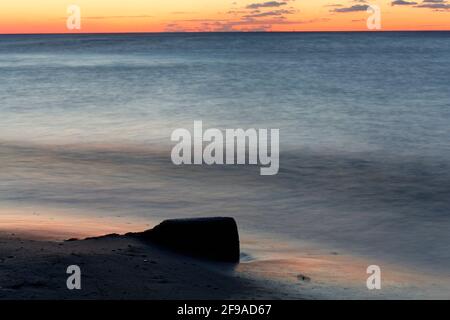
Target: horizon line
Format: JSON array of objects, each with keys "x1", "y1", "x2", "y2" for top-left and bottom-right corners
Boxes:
[{"x1": 1, "y1": 30, "x2": 450, "y2": 36}]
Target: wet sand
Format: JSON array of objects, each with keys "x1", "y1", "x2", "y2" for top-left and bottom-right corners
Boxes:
[
  {"x1": 0, "y1": 230, "x2": 304, "y2": 300},
  {"x1": 0, "y1": 210, "x2": 448, "y2": 300}
]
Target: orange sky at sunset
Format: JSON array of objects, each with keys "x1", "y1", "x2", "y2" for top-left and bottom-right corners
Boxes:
[{"x1": 1, "y1": 0, "x2": 449, "y2": 34}]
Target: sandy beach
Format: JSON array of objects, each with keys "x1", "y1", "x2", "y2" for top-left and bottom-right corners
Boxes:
[
  {"x1": 1, "y1": 221, "x2": 449, "y2": 300},
  {"x1": 0, "y1": 229, "x2": 305, "y2": 300}
]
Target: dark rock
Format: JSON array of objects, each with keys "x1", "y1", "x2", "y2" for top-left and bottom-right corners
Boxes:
[
  {"x1": 297, "y1": 274, "x2": 311, "y2": 282},
  {"x1": 138, "y1": 217, "x2": 240, "y2": 263}
]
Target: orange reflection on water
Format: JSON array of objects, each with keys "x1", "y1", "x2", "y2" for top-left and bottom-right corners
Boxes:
[{"x1": 0, "y1": 207, "x2": 153, "y2": 240}]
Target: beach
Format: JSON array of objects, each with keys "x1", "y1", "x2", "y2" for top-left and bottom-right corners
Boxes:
[
  {"x1": 1, "y1": 219, "x2": 449, "y2": 300},
  {"x1": 0, "y1": 228, "x2": 305, "y2": 300},
  {"x1": 0, "y1": 32, "x2": 449, "y2": 300}
]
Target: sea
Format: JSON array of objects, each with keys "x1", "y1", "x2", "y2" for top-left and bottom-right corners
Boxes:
[{"x1": 0, "y1": 32, "x2": 449, "y2": 297}]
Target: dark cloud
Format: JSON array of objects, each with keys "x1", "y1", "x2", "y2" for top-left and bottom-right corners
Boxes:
[
  {"x1": 165, "y1": 17, "x2": 330, "y2": 32},
  {"x1": 246, "y1": 1, "x2": 288, "y2": 9},
  {"x1": 416, "y1": 3, "x2": 450, "y2": 8},
  {"x1": 223, "y1": 1, "x2": 298, "y2": 27},
  {"x1": 391, "y1": 0, "x2": 418, "y2": 5},
  {"x1": 415, "y1": 0, "x2": 450, "y2": 9},
  {"x1": 331, "y1": 4, "x2": 369, "y2": 12},
  {"x1": 166, "y1": 0, "x2": 308, "y2": 32},
  {"x1": 244, "y1": 9, "x2": 294, "y2": 18}
]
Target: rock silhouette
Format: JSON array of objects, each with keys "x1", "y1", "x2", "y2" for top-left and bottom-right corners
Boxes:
[{"x1": 137, "y1": 217, "x2": 240, "y2": 263}]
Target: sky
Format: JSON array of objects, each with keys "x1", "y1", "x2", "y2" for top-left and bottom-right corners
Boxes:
[{"x1": 0, "y1": 0, "x2": 449, "y2": 33}]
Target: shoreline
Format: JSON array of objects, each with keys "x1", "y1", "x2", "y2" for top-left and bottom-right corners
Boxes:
[
  {"x1": 0, "y1": 230, "x2": 305, "y2": 300},
  {"x1": 1, "y1": 226, "x2": 448, "y2": 300},
  {"x1": 0, "y1": 206, "x2": 448, "y2": 300}
]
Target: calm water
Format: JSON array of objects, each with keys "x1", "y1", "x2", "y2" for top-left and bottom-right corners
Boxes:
[{"x1": 0, "y1": 32, "x2": 449, "y2": 275}]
